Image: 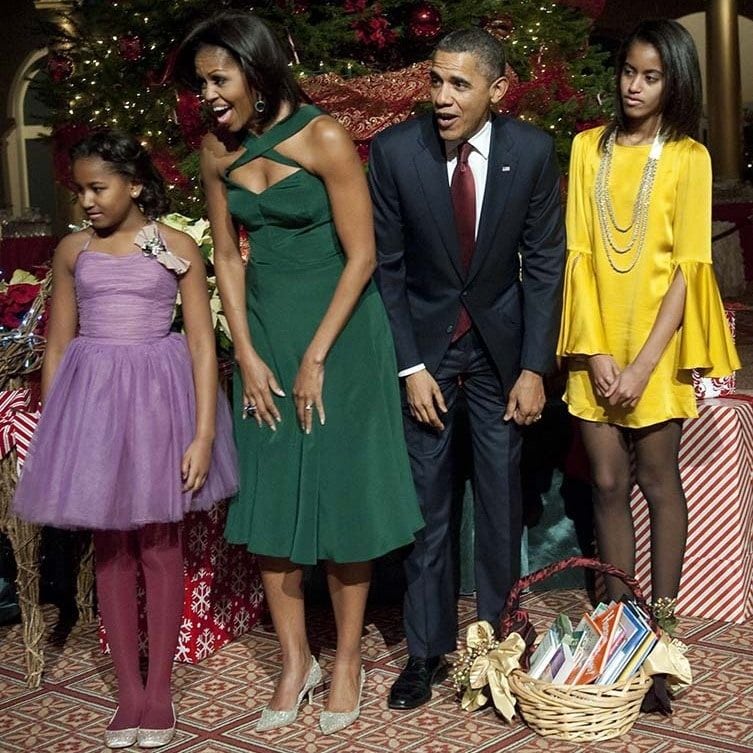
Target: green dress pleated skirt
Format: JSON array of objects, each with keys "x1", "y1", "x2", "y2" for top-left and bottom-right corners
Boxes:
[{"x1": 222, "y1": 105, "x2": 423, "y2": 564}]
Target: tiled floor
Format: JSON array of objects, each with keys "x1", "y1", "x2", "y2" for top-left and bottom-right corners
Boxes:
[{"x1": 1, "y1": 590, "x2": 752, "y2": 752}]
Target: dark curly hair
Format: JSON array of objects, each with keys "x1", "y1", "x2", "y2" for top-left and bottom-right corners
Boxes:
[
  {"x1": 174, "y1": 11, "x2": 306, "y2": 131},
  {"x1": 69, "y1": 131, "x2": 170, "y2": 218}
]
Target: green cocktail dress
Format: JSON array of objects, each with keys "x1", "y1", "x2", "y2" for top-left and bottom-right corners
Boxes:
[{"x1": 223, "y1": 105, "x2": 423, "y2": 564}]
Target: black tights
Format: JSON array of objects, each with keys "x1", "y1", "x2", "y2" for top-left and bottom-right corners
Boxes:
[{"x1": 579, "y1": 419, "x2": 687, "y2": 601}]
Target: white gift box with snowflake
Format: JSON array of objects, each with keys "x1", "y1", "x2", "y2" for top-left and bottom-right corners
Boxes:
[{"x1": 99, "y1": 504, "x2": 264, "y2": 662}]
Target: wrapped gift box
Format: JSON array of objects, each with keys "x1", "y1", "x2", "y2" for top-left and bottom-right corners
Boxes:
[
  {"x1": 631, "y1": 395, "x2": 753, "y2": 622},
  {"x1": 692, "y1": 306, "x2": 737, "y2": 399},
  {"x1": 100, "y1": 503, "x2": 264, "y2": 662}
]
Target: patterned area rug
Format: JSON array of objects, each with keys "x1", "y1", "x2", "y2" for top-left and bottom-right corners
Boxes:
[{"x1": 1, "y1": 591, "x2": 751, "y2": 753}]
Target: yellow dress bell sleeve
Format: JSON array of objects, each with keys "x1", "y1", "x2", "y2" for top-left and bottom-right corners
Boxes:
[
  {"x1": 557, "y1": 130, "x2": 610, "y2": 357},
  {"x1": 670, "y1": 141, "x2": 741, "y2": 376}
]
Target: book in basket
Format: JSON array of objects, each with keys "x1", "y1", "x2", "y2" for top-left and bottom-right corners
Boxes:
[{"x1": 597, "y1": 602, "x2": 657, "y2": 685}]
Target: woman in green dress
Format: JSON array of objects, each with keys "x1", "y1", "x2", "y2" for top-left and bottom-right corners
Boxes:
[{"x1": 177, "y1": 12, "x2": 423, "y2": 735}]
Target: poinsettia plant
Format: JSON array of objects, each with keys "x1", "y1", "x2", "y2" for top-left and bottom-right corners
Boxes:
[
  {"x1": 0, "y1": 270, "x2": 47, "y2": 332},
  {"x1": 159, "y1": 213, "x2": 233, "y2": 358}
]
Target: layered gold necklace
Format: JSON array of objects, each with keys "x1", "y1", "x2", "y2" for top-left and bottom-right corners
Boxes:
[{"x1": 594, "y1": 129, "x2": 665, "y2": 273}]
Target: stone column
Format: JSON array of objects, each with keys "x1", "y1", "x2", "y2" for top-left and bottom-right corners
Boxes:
[{"x1": 706, "y1": 0, "x2": 742, "y2": 182}]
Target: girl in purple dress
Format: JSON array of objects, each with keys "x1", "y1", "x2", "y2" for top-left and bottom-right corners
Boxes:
[{"x1": 12, "y1": 132, "x2": 238, "y2": 748}]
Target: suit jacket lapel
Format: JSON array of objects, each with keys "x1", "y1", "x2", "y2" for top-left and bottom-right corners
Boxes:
[
  {"x1": 469, "y1": 116, "x2": 518, "y2": 283},
  {"x1": 413, "y1": 120, "x2": 464, "y2": 280}
]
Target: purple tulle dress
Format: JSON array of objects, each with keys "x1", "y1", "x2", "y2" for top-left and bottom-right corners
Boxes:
[{"x1": 12, "y1": 233, "x2": 239, "y2": 530}]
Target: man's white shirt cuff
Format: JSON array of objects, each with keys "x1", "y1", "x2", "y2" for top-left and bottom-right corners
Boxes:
[{"x1": 398, "y1": 363, "x2": 427, "y2": 378}]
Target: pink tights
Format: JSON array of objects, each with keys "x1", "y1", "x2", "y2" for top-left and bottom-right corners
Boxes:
[{"x1": 94, "y1": 523, "x2": 183, "y2": 731}]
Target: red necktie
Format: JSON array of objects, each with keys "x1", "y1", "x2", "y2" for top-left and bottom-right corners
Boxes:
[{"x1": 450, "y1": 141, "x2": 475, "y2": 342}]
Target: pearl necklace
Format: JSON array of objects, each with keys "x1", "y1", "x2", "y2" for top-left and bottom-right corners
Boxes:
[{"x1": 594, "y1": 129, "x2": 665, "y2": 273}]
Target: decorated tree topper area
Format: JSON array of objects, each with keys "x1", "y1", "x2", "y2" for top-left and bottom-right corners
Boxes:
[{"x1": 38, "y1": 0, "x2": 613, "y2": 215}]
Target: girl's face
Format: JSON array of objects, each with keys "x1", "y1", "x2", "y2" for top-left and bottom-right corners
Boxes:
[
  {"x1": 72, "y1": 156, "x2": 142, "y2": 231},
  {"x1": 620, "y1": 41, "x2": 665, "y2": 126},
  {"x1": 194, "y1": 45, "x2": 255, "y2": 132}
]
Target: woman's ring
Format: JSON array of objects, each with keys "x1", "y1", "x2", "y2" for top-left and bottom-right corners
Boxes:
[
  {"x1": 534, "y1": 414, "x2": 542, "y2": 421},
  {"x1": 244, "y1": 403, "x2": 257, "y2": 415},
  {"x1": 304, "y1": 404, "x2": 313, "y2": 411}
]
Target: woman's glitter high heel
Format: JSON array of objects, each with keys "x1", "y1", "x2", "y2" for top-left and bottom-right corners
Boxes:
[
  {"x1": 256, "y1": 656, "x2": 323, "y2": 732},
  {"x1": 319, "y1": 666, "x2": 365, "y2": 735}
]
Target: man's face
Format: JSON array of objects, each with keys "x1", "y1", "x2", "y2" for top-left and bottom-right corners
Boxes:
[{"x1": 430, "y1": 50, "x2": 508, "y2": 142}]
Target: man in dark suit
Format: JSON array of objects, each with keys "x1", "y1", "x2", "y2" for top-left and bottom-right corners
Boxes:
[{"x1": 368, "y1": 28, "x2": 565, "y2": 709}]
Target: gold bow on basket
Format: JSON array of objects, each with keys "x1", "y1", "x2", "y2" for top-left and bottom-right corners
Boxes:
[{"x1": 450, "y1": 621, "x2": 526, "y2": 720}]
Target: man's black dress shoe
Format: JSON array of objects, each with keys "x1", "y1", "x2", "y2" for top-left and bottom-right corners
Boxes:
[{"x1": 388, "y1": 656, "x2": 448, "y2": 709}]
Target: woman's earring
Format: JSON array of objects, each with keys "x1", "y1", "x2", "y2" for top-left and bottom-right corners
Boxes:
[{"x1": 254, "y1": 98, "x2": 266, "y2": 114}]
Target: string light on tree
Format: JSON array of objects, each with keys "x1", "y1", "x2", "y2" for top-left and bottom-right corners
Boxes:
[{"x1": 38, "y1": 0, "x2": 613, "y2": 216}]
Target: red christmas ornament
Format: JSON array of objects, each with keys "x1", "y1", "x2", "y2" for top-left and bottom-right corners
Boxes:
[
  {"x1": 118, "y1": 34, "x2": 143, "y2": 62},
  {"x1": 47, "y1": 53, "x2": 74, "y2": 83},
  {"x1": 407, "y1": 2, "x2": 442, "y2": 41}
]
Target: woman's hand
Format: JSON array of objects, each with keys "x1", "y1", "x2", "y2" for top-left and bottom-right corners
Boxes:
[
  {"x1": 238, "y1": 350, "x2": 285, "y2": 430},
  {"x1": 605, "y1": 362, "x2": 651, "y2": 408},
  {"x1": 293, "y1": 354, "x2": 325, "y2": 434},
  {"x1": 587, "y1": 354, "x2": 621, "y2": 398},
  {"x1": 181, "y1": 436, "x2": 213, "y2": 492}
]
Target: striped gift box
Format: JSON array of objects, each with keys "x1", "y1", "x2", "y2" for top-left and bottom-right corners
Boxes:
[
  {"x1": 631, "y1": 396, "x2": 753, "y2": 622},
  {"x1": 0, "y1": 388, "x2": 41, "y2": 473}
]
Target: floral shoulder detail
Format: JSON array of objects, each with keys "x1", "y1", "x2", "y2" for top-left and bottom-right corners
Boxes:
[{"x1": 135, "y1": 223, "x2": 191, "y2": 275}]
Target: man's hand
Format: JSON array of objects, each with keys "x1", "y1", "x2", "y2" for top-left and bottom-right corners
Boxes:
[
  {"x1": 503, "y1": 369, "x2": 545, "y2": 425},
  {"x1": 405, "y1": 370, "x2": 447, "y2": 430}
]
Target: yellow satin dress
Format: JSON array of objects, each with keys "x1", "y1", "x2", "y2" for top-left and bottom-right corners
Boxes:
[{"x1": 557, "y1": 126, "x2": 740, "y2": 428}]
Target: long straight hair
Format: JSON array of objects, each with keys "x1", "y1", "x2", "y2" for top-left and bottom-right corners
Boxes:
[
  {"x1": 175, "y1": 12, "x2": 306, "y2": 131},
  {"x1": 600, "y1": 19, "x2": 702, "y2": 150}
]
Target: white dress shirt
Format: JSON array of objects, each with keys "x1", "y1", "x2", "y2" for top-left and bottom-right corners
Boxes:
[{"x1": 397, "y1": 119, "x2": 491, "y2": 378}]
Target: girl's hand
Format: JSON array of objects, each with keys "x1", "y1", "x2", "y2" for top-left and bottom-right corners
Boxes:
[
  {"x1": 181, "y1": 437, "x2": 213, "y2": 492},
  {"x1": 605, "y1": 362, "x2": 651, "y2": 408},
  {"x1": 587, "y1": 354, "x2": 621, "y2": 397},
  {"x1": 238, "y1": 351, "x2": 285, "y2": 430},
  {"x1": 293, "y1": 354, "x2": 325, "y2": 434}
]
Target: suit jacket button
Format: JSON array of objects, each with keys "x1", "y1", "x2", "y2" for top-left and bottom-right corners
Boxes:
[
  {"x1": 446, "y1": 325, "x2": 453, "y2": 333},
  {"x1": 462, "y1": 291, "x2": 468, "y2": 297}
]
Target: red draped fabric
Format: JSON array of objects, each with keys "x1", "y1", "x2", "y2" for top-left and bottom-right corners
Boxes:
[{"x1": 0, "y1": 236, "x2": 56, "y2": 280}]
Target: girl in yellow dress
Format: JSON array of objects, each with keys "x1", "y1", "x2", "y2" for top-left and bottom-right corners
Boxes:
[{"x1": 557, "y1": 19, "x2": 739, "y2": 617}]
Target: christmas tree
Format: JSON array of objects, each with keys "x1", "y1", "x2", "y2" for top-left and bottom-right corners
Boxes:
[{"x1": 39, "y1": 0, "x2": 613, "y2": 216}]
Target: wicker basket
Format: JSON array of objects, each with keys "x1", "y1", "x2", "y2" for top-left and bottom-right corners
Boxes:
[{"x1": 500, "y1": 556, "x2": 657, "y2": 742}]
